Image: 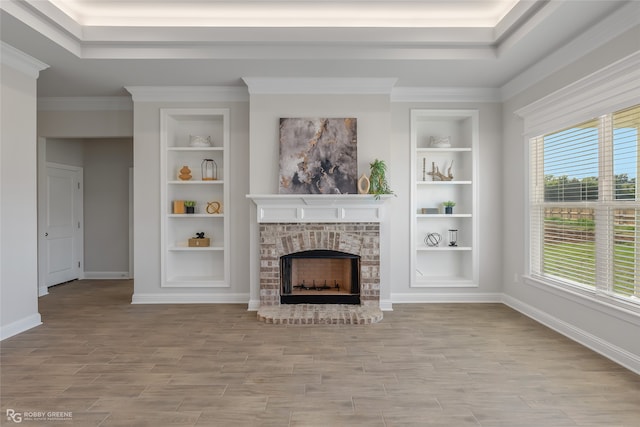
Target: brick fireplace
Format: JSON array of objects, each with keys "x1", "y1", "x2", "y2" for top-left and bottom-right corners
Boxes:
[
  {"x1": 247, "y1": 195, "x2": 389, "y2": 324},
  {"x1": 259, "y1": 222, "x2": 380, "y2": 306}
]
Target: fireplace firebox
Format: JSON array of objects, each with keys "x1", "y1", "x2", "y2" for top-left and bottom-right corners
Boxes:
[{"x1": 280, "y1": 249, "x2": 360, "y2": 304}]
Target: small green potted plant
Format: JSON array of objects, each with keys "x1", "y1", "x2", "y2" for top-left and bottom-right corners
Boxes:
[
  {"x1": 368, "y1": 159, "x2": 394, "y2": 200},
  {"x1": 184, "y1": 201, "x2": 196, "y2": 214},
  {"x1": 443, "y1": 201, "x2": 456, "y2": 214}
]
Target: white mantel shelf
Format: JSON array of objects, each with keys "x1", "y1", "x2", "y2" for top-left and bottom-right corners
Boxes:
[{"x1": 246, "y1": 194, "x2": 393, "y2": 223}]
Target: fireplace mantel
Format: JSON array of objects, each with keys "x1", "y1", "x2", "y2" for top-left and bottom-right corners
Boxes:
[{"x1": 246, "y1": 194, "x2": 392, "y2": 223}]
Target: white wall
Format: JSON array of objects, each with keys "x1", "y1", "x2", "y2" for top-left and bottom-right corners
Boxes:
[
  {"x1": 0, "y1": 63, "x2": 42, "y2": 339},
  {"x1": 131, "y1": 100, "x2": 250, "y2": 302},
  {"x1": 501, "y1": 27, "x2": 640, "y2": 372}
]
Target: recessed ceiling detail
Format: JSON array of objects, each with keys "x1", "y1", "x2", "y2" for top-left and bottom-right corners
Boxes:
[
  {"x1": 49, "y1": 0, "x2": 521, "y2": 28},
  {"x1": 0, "y1": 0, "x2": 634, "y2": 97}
]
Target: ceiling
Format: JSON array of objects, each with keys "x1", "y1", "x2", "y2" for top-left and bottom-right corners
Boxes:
[{"x1": 0, "y1": 0, "x2": 634, "y2": 98}]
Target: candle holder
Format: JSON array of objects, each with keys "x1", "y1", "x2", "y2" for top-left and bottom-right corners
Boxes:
[
  {"x1": 448, "y1": 229, "x2": 458, "y2": 247},
  {"x1": 201, "y1": 158, "x2": 217, "y2": 181}
]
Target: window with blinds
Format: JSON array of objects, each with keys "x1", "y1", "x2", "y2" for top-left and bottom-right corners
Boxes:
[{"x1": 530, "y1": 104, "x2": 639, "y2": 305}]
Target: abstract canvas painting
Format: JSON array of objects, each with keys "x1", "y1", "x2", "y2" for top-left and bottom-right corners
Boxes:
[{"x1": 279, "y1": 118, "x2": 357, "y2": 194}]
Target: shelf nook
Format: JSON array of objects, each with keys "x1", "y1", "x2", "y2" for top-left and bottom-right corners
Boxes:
[
  {"x1": 160, "y1": 108, "x2": 230, "y2": 288},
  {"x1": 410, "y1": 109, "x2": 479, "y2": 287}
]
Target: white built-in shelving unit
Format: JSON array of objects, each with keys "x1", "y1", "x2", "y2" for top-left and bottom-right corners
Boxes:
[
  {"x1": 410, "y1": 109, "x2": 479, "y2": 287},
  {"x1": 160, "y1": 108, "x2": 230, "y2": 287}
]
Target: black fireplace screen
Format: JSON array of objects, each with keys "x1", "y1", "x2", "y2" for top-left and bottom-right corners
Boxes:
[{"x1": 280, "y1": 249, "x2": 360, "y2": 304}]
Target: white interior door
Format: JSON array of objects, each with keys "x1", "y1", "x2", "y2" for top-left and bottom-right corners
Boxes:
[{"x1": 39, "y1": 163, "x2": 83, "y2": 289}]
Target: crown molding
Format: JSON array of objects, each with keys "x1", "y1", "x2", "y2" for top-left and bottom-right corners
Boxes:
[
  {"x1": 243, "y1": 77, "x2": 398, "y2": 95},
  {"x1": 18, "y1": 0, "x2": 82, "y2": 39},
  {"x1": 0, "y1": 42, "x2": 49, "y2": 78},
  {"x1": 1, "y1": 0, "x2": 82, "y2": 56},
  {"x1": 125, "y1": 86, "x2": 249, "y2": 102},
  {"x1": 391, "y1": 87, "x2": 500, "y2": 103},
  {"x1": 515, "y1": 51, "x2": 640, "y2": 137},
  {"x1": 500, "y1": 1, "x2": 640, "y2": 101},
  {"x1": 37, "y1": 96, "x2": 133, "y2": 111}
]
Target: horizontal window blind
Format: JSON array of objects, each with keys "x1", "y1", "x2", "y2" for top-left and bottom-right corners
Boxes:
[
  {"x1": 613, "y1": 105, "x2": 638, "y2": 200},
  {"x1": 530, "y1": 119, "x2": 599, "y2": 287},
  {"x1": 531, "y1": 104, "x2": 639, "y2": 305},
  {"x1": 602, "y1": 105, "x2": 639, "y2": 299},
  {"x1": 542, "y1": 120, "x2": 599, "y2": 202}
]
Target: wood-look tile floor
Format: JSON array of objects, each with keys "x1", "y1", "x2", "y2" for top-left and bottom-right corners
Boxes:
[{"x1": 1, "y1": 280, "x2": 639, "y2": 426}]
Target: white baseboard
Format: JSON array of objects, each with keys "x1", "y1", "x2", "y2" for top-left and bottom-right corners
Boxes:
[
  {"x1": 502, "y1": 294, "x2": 640, "y2": 375},
  {"x1": 392, "y1": 292, "x2": 503, "y2": 304},
  {"x1": 132, "y1": 293, "x2": 250, "y2": 304},
  {"x1": 84, "y1": 271, "x2": 131, "y2": 280},
  {"x1": 247, "y1": 299, "x2": 260, "y2": 311},
  {"x1": 38, "y1": 286, "x2": 48, "y2": 297},
  {"x1": 1, "y1": 313, "x2": 42, "y2": 340},
  {"x1": 380, "y1": 299, "x2": 393, "y2": 311}
]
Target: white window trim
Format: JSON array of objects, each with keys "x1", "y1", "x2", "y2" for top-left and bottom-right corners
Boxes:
[
  {"x1": 515, "y1": 51, "x2": 640, "y2": 138},
  {"x1": 516, "y1": 50, "x2": 640, "y2": 315}
]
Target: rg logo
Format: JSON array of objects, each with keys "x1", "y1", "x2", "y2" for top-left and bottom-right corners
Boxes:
[{"x1": 6, "y1": 409, "x2": 22, "y2": 423}]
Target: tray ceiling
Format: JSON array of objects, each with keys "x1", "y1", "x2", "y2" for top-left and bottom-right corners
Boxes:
[{"x1": 0, "y1": 0, "x2": 635, "y2": 98}]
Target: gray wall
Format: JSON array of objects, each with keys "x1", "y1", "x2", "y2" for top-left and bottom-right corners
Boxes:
[
  {"x1": 83, "y1": 138, "x2": 132, "y2": 275},
  {"x1": 501, "y1": 26, "x2": 640, "y2": 371}
]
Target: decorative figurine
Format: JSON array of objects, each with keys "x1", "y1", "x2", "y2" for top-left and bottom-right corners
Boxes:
[
  {"x1": 424, "y1": 232, "x2": 442, "y2": 247},
  {"x1": 206, "y1": 201, "x2": 221, "y2": 214},
  {"x1": 178, "y1": 165, "x2": 192, "y2": 180},
  {"x1": 427, "y1": 161, "x2": 454, "y2": 181}
]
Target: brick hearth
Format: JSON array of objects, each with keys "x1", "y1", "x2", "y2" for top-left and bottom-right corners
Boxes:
[{"x1": 257, "y1": 303, "x2": 383, "y2": 324}]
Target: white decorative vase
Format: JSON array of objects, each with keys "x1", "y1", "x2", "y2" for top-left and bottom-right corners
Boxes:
[
  {"x1": 357, "y1": 173, "x2": 370, "y2": 194},
  {"x1": 189, "y1": 135, "x2": 212, "y2": 147}
]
